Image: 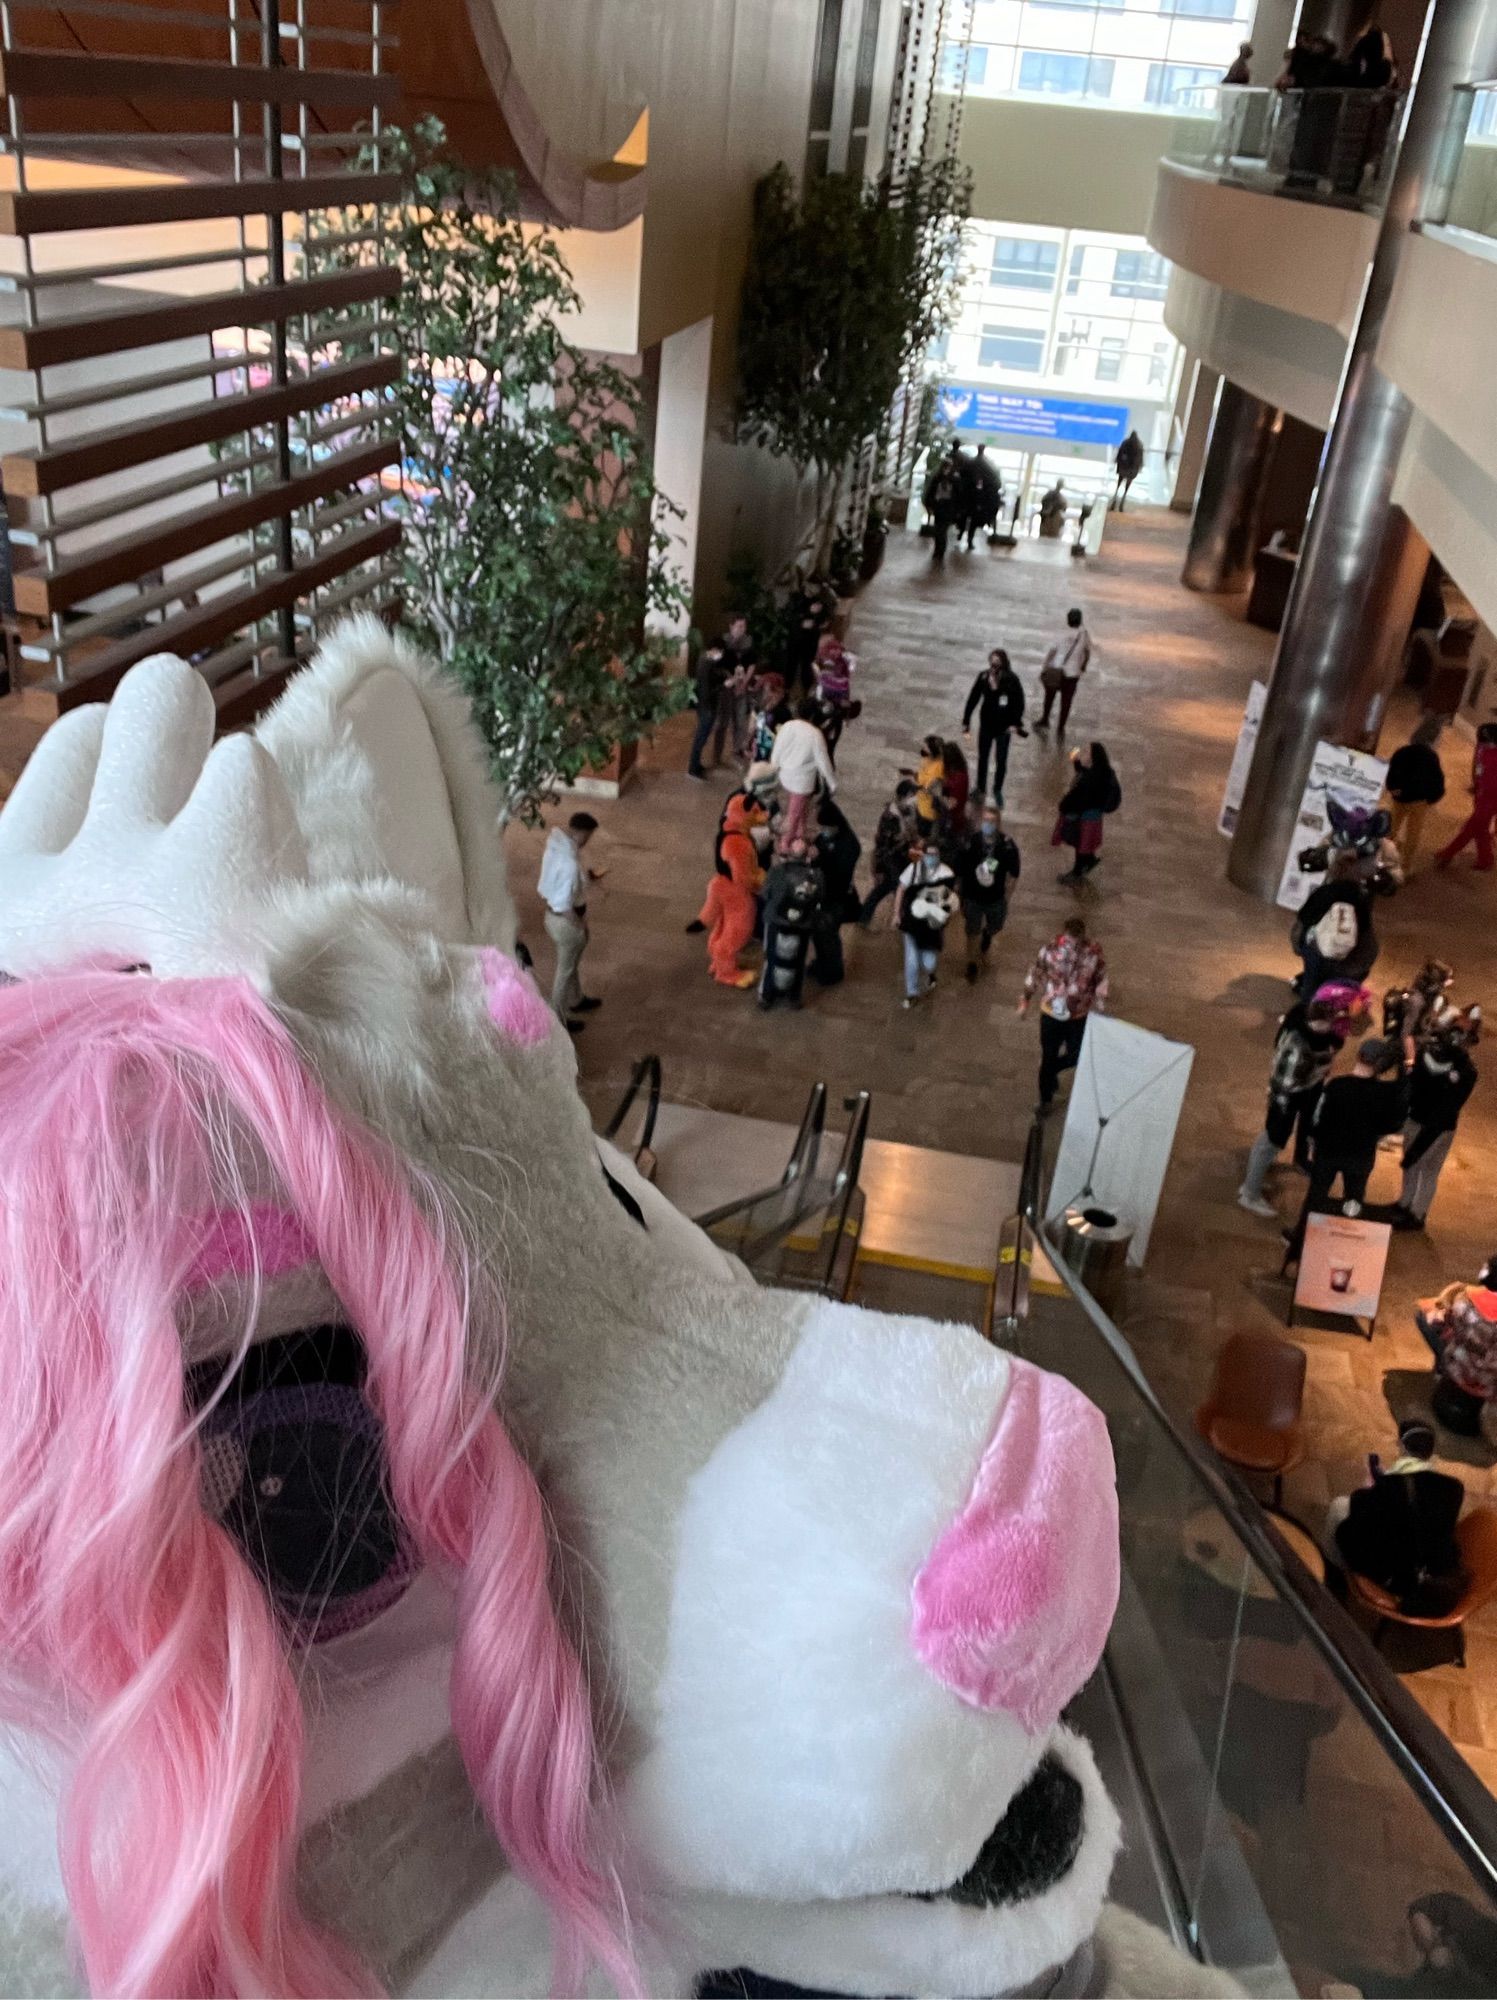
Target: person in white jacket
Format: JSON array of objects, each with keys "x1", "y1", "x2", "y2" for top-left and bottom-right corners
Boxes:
[{"x1": 770, "y1": 700, "x2": 836, "y2": 843}]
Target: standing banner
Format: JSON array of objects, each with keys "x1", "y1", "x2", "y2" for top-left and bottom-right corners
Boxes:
[
  {"x1": 1293, "y1": 1211, "x2": 1391, "y2": 1336},
  {"x1": 1275, "y1": 740, "x2": 1389, "y2": 912},
  {"x1": 1045, "y1": 1016, "x2": 1195, "y2": 1266},
  {"x1": 1218, "y1": 680, "x2": 1267, "y2": 836}
]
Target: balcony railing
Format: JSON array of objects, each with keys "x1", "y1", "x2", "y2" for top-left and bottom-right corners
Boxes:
[{"x1": 1166, "y1": 85, "x2": 1404, "y2": 213}]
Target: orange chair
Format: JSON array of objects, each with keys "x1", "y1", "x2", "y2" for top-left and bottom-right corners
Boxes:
[
  {"x1": 1194, "y1": 1331, "x2": 1306, "y2": 1508},
  {"x1": 1347, "y1": 1507, "x2": 1497, "y2": 1668}
]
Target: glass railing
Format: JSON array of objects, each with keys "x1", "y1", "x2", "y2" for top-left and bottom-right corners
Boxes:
[
  {"x1": 1166, "y1": 85, "x2": 1404, "y2": 212},
  {"x1": 999, "y1": 1155, "x2": 1497, "y2": 1991},
  {"x1": 1427, "y1": 81, "x2": 1497, "y2": 245}
]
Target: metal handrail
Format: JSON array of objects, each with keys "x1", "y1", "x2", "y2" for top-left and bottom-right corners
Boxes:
[
  {"x1": 601, "y1": 1053, "x2": 662, "y2": 1160},
  {"x1": 818, "y1": 1091, "x2": 871, "y2": 1295},
  {"x1": 1002, "y1": 1116, "x2": 1497, "y2": 1904},
  {"x1": 693, "y1": 1081, "x2": 828, "y2": 1232}
]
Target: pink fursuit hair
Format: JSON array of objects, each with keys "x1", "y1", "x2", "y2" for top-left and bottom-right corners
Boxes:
[{"x1": 0, "y1": 970, "x2": 636, "y2": 1998}]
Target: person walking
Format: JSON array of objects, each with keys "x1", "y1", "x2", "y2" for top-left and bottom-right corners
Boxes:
[
  {"x1": 1035, "y1": 607, "x2": 1092, "y2": 734},
  {"x1": 962, "y1": 648, "x2": 1027, "y2": 803},
  {"x1": 1292, "y1": 850, "x2": 1379, "y2": 994},
  {"x1": 812, "y1": 635, "x2": 858, "y2": 762},
  {"x1": 1286, "y1": 1037, "x2": 1410, "y2": 1257},
  {"x1": 785, "y1": 577, "x2": 833, "y2": 695},
  {"x1": 940, "y1": 739, "x2": 971, "y2": 840},
  {"x1": 896, "y1": 837, "x2": 959, "y2": 1009},
  {"x1": 810, "y1": 796, "x2": 862, "y2": 987},
  {"x1": 1392, "y1": 1025, "x2": 1478, "y2": 1231},
  {"x1": 769, "y1": 698, "x2": 836, "y2": 844},
  {"x1": 697, "y1": 792, "x2": 767, "y2": 989},
  {"x1": 1018, "y1": 916, "x2": 1109, "y2": 1113},
  {"x1": 1112, "y1": 431, "x2": 1145, "y2": 511},
  {"x1": 1436, "y1": 723, "x2": 1497, "y2": 873},
  {"x1": 965, "y1": 444, "x2": 1002, "y2": 548},
  {"x1": 759, "y1": 839, "x2": 824, "y2": 1012},
  {"x1": 957, "y1": 801, "x2": 1022, "y2": 983},
  {"x1": 912, "y1": 732, "x2": 947, "y2": 839},
  {"x1": 1238, "y1": 991, "x2": 1348, "y2": 1216},
  {"x1": 1037, "y1": 480, "x2": 1068, "y2": 539},
  {"x1": 686, "y1": 636, "x2": 730, "y2": 781},
  {"x1": 1054, "y1": 741, "x2": 1121, "y2": 884},
  {"x1": 1384, "y1": 727, "x2": 1446, "y2": 869},
  {"x1": 538, "y1": 810, "x2": 602, "y2": 1030},
  {"x1": 860, "y1": 778, "x2": 920, "y2": 926},
  {"x1": 922, "y1": 445, "x2": 965, "y2": 565}
]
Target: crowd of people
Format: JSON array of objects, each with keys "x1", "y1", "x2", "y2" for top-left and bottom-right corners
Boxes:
[{"x1": 532, "y1": 533, "x2": 1497, "y2": 1563}]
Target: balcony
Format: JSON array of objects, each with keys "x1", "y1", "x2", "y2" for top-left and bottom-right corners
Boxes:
[{"x1": 1165, "y1": 85, "x2": 1403, "y2": 212}]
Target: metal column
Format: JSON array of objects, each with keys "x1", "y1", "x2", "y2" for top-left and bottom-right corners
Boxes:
[
  {"x1": 1228, "y1": 0, "x2": 1497, "y2": 900},
  {"x1": 1181, "y1": 380, "x2": 1280, "y2": 592}
]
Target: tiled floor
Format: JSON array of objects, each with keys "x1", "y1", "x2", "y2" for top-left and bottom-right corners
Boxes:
[{"x1": 504, "y1": 507, "x2": 1497, "y2": 1787}]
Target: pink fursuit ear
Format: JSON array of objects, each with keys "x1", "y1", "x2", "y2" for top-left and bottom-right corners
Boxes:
[
  {"x1": 0, "y1": 972, "x2": 636, "y2": 1999},
  {"x1": 478, "y1": 946, "x2": 554, "y2": 1048}
]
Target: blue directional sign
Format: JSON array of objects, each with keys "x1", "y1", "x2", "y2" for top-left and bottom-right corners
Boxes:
[{"x1": 935, "y1": 385, "x2": 1130, "y2": 449}]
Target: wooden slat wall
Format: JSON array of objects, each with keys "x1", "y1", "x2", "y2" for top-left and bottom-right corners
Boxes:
[{"x1": 0, "y1": 0, "x2": 403, "y2": 725}]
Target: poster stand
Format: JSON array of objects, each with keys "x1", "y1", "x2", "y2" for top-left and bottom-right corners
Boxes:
[{"x1": 1285, "y1": 1208, "x2": 1392, "y2": 1342}]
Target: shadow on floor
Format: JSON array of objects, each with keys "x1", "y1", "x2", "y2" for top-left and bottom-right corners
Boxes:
[
  {"x1": 1382, "y1": 1367, "x2": 1497, "y2": 1470},
  {"x1": 1217, "y1": 970, "x2": 1295, "y2": 1012}
]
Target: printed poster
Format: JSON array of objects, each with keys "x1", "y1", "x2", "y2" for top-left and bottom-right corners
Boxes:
[
  {"x1": 1295, "y1": 1211, "x2": 1392, "y2": 1324},
  {"x1": 1275, "y1": 739, "x2": 1389, "y2": 912},
  {"x1": 1218, "y1": 680, "x2": 1267, "y2": 836}
]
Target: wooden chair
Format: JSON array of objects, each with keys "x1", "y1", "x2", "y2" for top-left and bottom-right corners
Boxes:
[
  {"x1": 1347, "y1": 1507, "x2": 1497, "y2": 1668},
  {"x1": 1194, "y1": 1331, "x2": 1306, "y2": 1508}
]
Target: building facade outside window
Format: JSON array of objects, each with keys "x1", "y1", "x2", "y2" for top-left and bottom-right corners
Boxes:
[
  {"x1": 931, "y1": 218, "x2": 1185, "y2": 514},
  {"x1": 939, "y1": 0, "x2": 1251, "y2": 109}
]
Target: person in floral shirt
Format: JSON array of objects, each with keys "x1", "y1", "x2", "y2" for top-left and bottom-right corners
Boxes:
[{"x1": 1017, "y1": 915, "x2": 1109, "y2": 1112}]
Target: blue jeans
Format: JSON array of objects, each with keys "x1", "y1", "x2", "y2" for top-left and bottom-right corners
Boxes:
[
  {"x1": 903, "y1": 934, "x2": 939, "y2": 998},
  {"x1": 687, "y1": 701, "x2": 716, "y2": 775}
]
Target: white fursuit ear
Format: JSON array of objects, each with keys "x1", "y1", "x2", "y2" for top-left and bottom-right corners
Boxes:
[{"x1": 256, "y1": 615, "x2": 516, "y2": 952}]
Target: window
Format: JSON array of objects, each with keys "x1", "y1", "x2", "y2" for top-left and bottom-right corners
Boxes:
[
  {"x1": 938, "y1": 41, "x2": 987, "y2": 86},
  {"x1": 989, "y1": 236, "x2": 1059, "y2": 291},
  {"x1": 1110, "y1": 249, "x2": 1170, "y2": 300},
  {"x1": 1147, "y1": 339, "x2": 1172, "y2": 389},
  {"x1": 1095, "y1": 337, "x2": 1125, "y2": 383},
  {"x1": 1016, "y1": 51, "x2": 1116, "y2": 96},
  {"x1": 1145, "y1": 61, "x2": 1222, "y2": 105},
  {"x1": 978, "y1": 323, "x2": 1045, "y2": 371},
  {"x1": 808, "y1": 0, "x2": 843, "y2": 134},
  {"x1": 1158, "y1": 0, "x2": 1241, "y2": 15}
]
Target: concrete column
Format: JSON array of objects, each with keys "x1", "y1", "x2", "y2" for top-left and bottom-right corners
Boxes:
[
  {"x1": 1170, "y1": 360, "x2": 1220, "y2": 515},
  {"x1": 1181, "y1": 379, "x2": 1280, "y2": 592},
  {"x1": 1248, "y1": 0, "x2": 1298, "y2": 79},
  {"x1": 1229, "y1": 0, "x2": 1497, "y2": 899}
]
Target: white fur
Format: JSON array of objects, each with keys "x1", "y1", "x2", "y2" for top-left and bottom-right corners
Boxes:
[
  {"x1": 627, "y1": 1302, "x2": 1049, "y2": 1901},
  {"x1": 256, "y1": 615, "x2": 516, "y2": 950},
  {"x1": 0, "y1": 658, "x2": 307, "y2": 980}
]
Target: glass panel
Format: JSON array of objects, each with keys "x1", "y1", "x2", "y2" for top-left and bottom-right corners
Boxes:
[
  {"x1": 990, "y1": 235, "x2": 1060, "y2": 290},
  {"x1": 1439, "y1": 86, "x2": 1497, "y2": 241},
  {"x1": 1163, "y1": 87, "x2": 1405, "y2": 212},
  {"x1": 979, "y1": 323, "x2": 1047, "y2": 370},
  {"x1": 1011, "y1": 1269, "x2": 1497, "y2": 1993},
  {"x1": 955, "y1": 0, "x2": 1251, "y2": 105}
]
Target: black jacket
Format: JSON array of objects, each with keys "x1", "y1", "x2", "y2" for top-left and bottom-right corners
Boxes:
[
  {"x1": 963, "y1": 669, "x2": 1026, "y2": 737},
  {"x1": 1335, "y1": 1470, "x2": 1467, "y2": 1617},
  {"x1": 1313, "y1": 1071, "x2": 1409, "y2": 1164},
  {"x1": 814, "y1": 803, "x2": 863, "y2": 924},
  {"x1": 1386, "y1": 741, "x2": 1446, "y2": 805},
  {"x1": 1407, "y1": 1048, "x2": 1477, "y2": 1155},
  {"x1": 1297, "y1": 876, "x2": 1373, "y2": 950},
  {"x1": 1059, "y1": 763, "x2": 1120, "y2": 818},
  {"x1": 956, "y1": 829, "x2": 1021, "y2": 908}
]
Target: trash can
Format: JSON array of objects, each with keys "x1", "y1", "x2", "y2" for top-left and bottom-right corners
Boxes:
[{"x1": 1050, "y1": 1205, "x2": 1133, "y2": 1316}]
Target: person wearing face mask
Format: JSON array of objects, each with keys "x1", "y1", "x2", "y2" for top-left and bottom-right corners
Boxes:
[
  {"x1": 1392, "y1": 1018, "x2": 1480, "y2": 1231},
  {"x1": 956, "y1": 800, "x2": 1022, "y2": 984},
  {"x1": 961, "y1": 648, "x2": 1027, "y2": 804}
]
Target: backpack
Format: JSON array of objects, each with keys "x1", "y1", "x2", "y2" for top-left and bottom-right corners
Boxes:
[{"x1": 1311, "y1": 898, "x2": 1359, "y2": 961}]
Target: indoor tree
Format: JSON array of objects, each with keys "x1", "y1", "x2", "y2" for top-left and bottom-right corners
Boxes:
[
  {"x1": 734, "y1": 154, "x2": 971, "y2": 566},
  {"x1": 315, "y1": 119, "x2": 688, "y2": 824}
]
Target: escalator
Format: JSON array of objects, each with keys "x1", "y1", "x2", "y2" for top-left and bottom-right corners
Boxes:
[
  {"x1": 598, "y1": 1066, "x2": 1497, "y2": 1994},
  {"x1": 601, "y1": 1064, "x2": 869, "y2": 1299}
]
